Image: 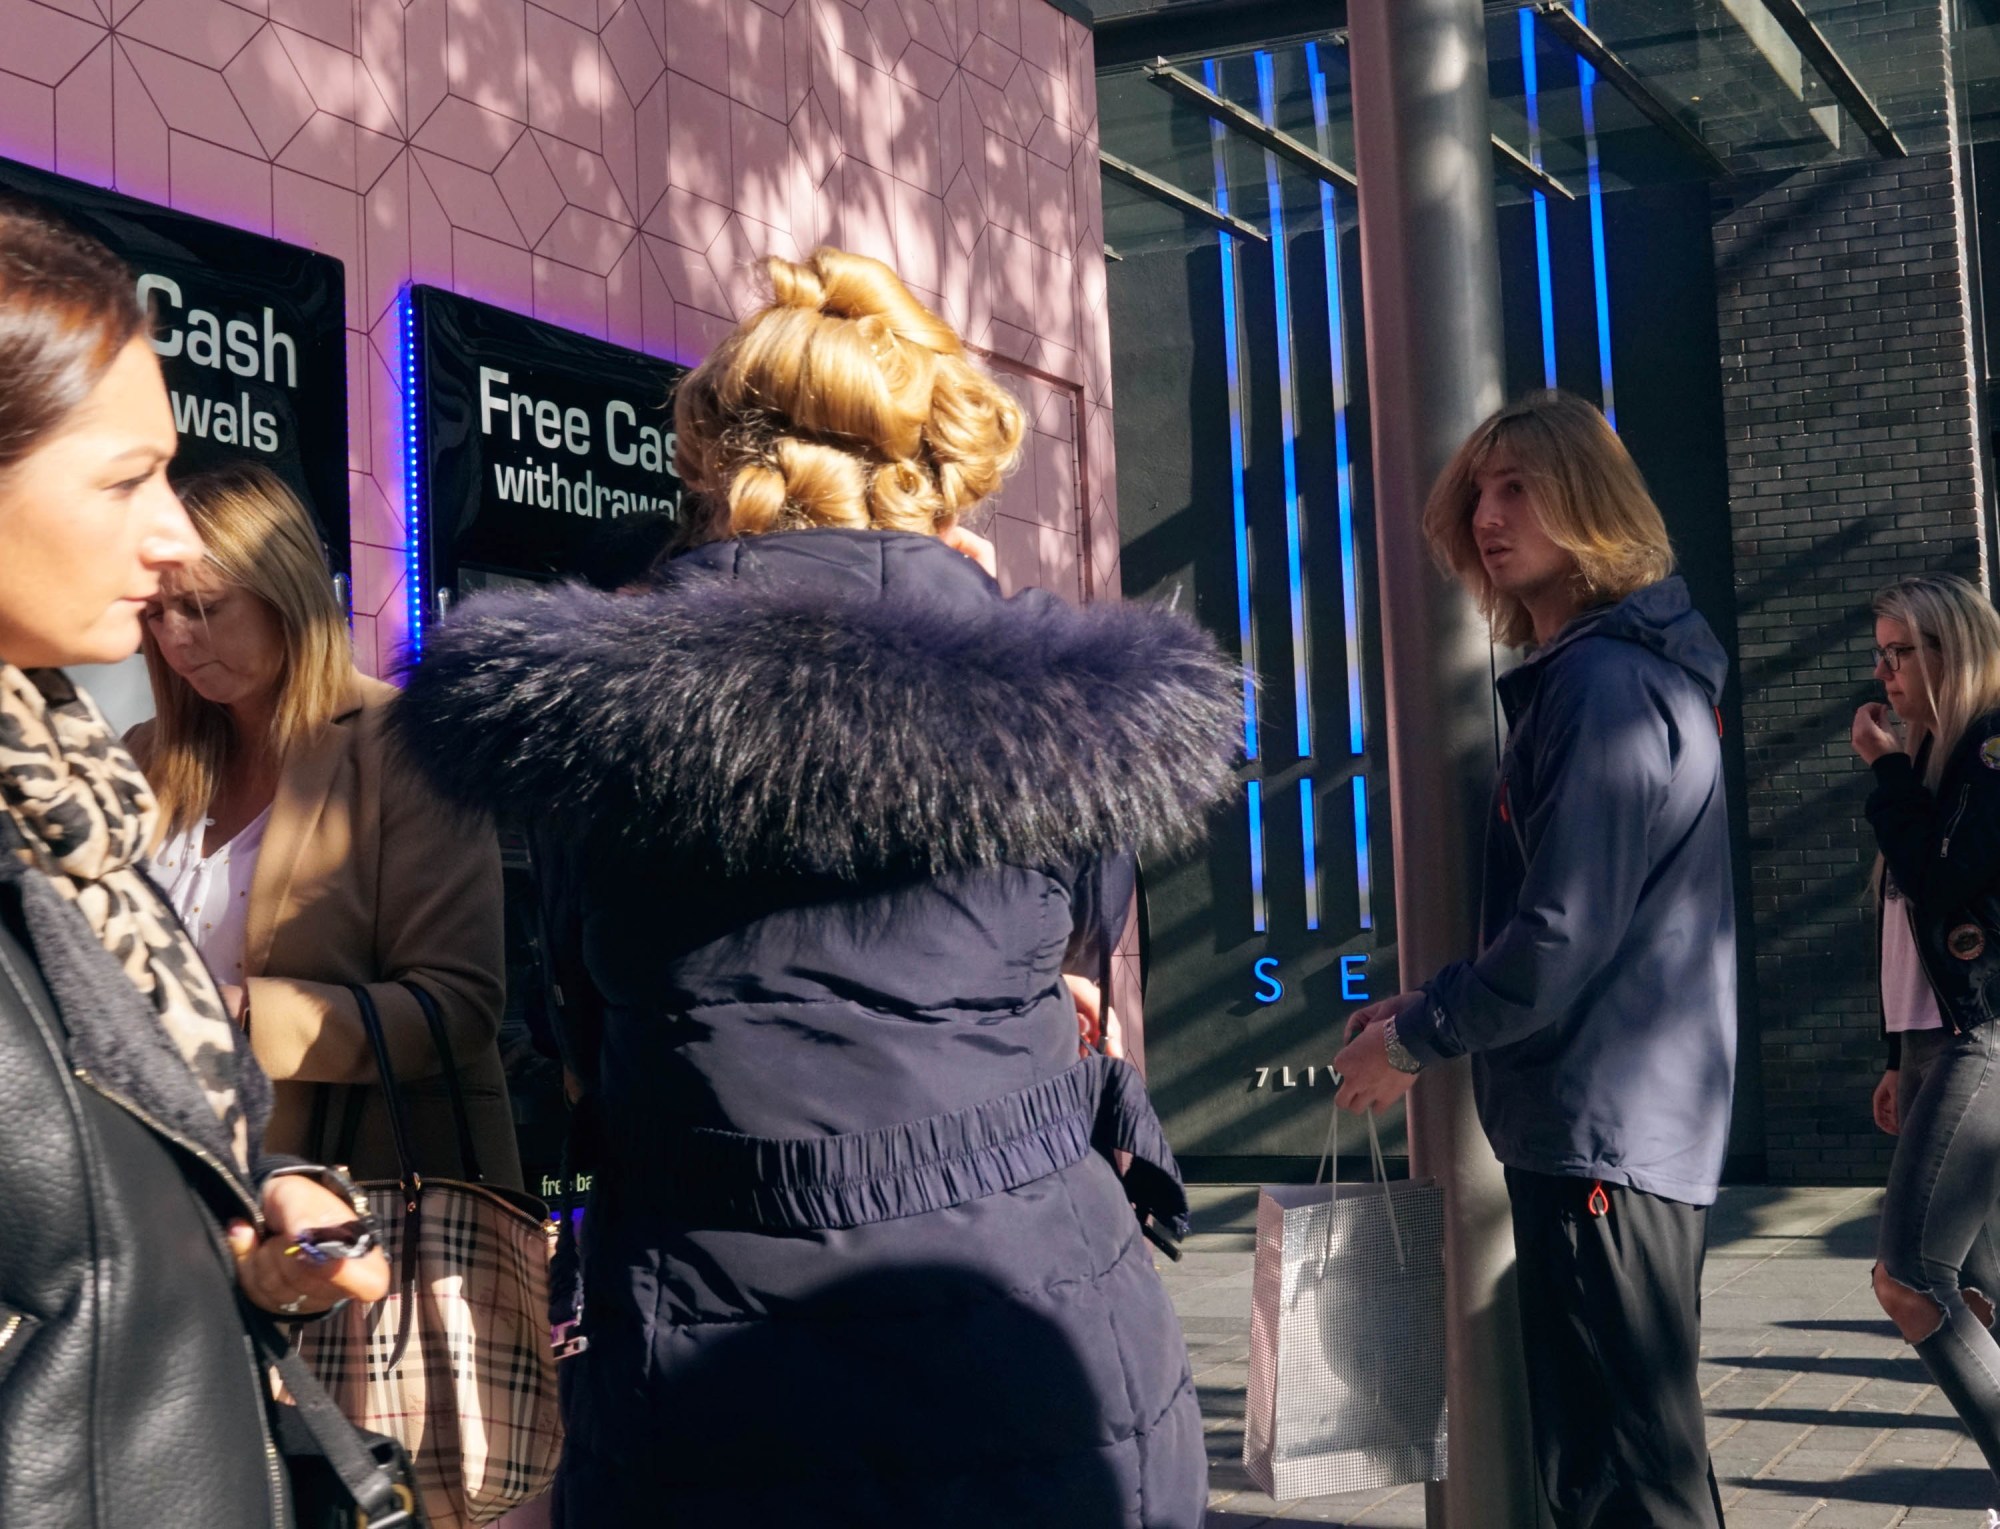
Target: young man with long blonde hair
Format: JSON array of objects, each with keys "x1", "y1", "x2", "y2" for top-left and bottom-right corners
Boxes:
[{"x1": 1334, "y1": 390, "x2": 1736, "y2": 1529}]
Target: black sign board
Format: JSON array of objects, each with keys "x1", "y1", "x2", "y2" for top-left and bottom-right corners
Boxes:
[
  {"x1": 410, "y1": 287, "x2": 691, "y2": 1207},
  {"x1": 0, "y1": 157, "x2": 350, "y2": 579},
  {"x1": 411, "y1": 286, "x2": 688, "y2": 609}
]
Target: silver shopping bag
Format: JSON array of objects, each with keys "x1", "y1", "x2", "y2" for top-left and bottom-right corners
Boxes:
[{"x1": 1243, "y1": 1108, "x2": 1449, "y2": 1499}]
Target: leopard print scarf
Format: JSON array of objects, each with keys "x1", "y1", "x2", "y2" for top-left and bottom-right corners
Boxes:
[{"x1": 0, "y1": 663, "x2": 248, "y2": 1171}]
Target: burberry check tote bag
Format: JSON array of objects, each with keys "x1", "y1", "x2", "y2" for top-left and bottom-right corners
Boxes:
[
  {"x1": 293, "y1": 982, "x2": 563, "y2": 1529},
  {"x1": 1243, "y1": 1103, "x2": 1448, "y2": 1499}
]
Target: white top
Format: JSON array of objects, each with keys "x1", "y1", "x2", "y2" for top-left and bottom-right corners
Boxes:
[
  {"x1": 1882, "y1": 882, "x2": 1944, "y2": 1035},
  {"x1": 147, "y1": 805, "x2": 274, "y2": 988}
]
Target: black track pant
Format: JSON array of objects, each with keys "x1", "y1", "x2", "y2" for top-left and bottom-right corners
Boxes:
[{"x1": 1506, "y1": 1168, "x2": 1726, "y2": 1529}]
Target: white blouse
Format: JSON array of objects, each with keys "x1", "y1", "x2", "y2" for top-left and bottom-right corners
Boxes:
[
  {"x1": 1882, "y1": 882, "x2": 1944, "y2": 1035},
  {"x1": 147, "y1": 805, "x2": 275, "y2": 987}
]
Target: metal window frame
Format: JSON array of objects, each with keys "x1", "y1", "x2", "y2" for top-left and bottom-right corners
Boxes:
[
  {"x1": 1146, "y1": 57, "x2": 1360, "y2": 189},
  {"x1": 1098, "y1": 149, "x2": 1271, "y2": 243},
  {"x1": 1526, "y1": 1, "x2": 1733, "y2": 178},
  {"x1": 1749, "y1": 0, "x2": 1907, "y2": 158}
]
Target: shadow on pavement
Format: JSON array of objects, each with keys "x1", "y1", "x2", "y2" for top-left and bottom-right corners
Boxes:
[
  {"x1": 1708, "y1": 1405, "x2": 1935, "y2": 1427},
  {"x1": 1771, "y1": 1318, "x2": 1897, "y2": 1337},
  {"x1": 1704, "y1": 1351, "x2": 1914, "y2": 1383},
  {"x1": 1751, "y1": 1467, "x2": 1990, "y2": 1510}
]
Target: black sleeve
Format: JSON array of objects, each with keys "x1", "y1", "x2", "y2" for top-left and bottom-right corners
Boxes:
[
  {"x1": 1063, "y1": 851, "x2": 1136, "y2": 983},
  {"x1": 525, "y1": 821, "x2": 603, "y2": 1098},
  {"x1": 1401, "y1": 656, "x2": 1669, "y2": 1065},
  {"x1": 1865, "y1": 742, "x2": 2000, "y2": 917}
]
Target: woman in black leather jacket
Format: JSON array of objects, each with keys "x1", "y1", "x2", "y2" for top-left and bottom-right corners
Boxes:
[
  {"x1": 1854, "y1": 572, "x2": 2000, "y2": 1523},
  {"x1": 0, "y1": 203, "x2": 387, "y2": 1526}
]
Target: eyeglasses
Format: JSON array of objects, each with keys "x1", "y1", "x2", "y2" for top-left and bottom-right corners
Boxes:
[{"x1": 1873, "y1": 643, "x2": 1921, "y2": 673}]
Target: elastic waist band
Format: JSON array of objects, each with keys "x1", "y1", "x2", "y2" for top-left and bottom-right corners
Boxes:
[{"x1": 652, "y1": 1053, "x2": 1186, "y2": 1234}]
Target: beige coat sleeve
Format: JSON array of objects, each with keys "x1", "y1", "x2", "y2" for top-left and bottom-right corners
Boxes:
[{"x1": 246, "y1": 746, "x2": 505, "y2": 1087}]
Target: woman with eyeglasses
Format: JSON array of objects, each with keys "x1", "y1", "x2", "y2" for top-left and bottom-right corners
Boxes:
[{"x1": 1853, "y1": 572, "x2": 2000, "y2": 1524}]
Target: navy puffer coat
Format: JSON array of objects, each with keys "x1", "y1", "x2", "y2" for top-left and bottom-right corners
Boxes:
[{"x1": 391, "y1": 530, "x2": 1240, "y2": 1527}]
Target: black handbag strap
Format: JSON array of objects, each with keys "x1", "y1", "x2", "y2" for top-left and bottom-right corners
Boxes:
[
  {"x1": 345, "y1": 983, "x2": 423, "y2": 1371},
  {"x1": 399, "y1": 980, "x2": 484, "y2": 1184},
  {"x1": 305, "y1": 1081, "x2": 332, "y2": 1164},
  {"x1": 332, "y1": 1084, "x2": 369, "y2": 1169},
  {"x1": 245, "y1": 1305, "x2": 411, "y2": 1526},
  {"x1": 346, "y1": 984, "x2": 420, "y2": 1186}
]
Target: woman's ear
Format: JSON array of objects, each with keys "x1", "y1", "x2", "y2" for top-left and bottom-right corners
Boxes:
[{"x1": 938, "y1": 521, "x2": 998, "y2": 580}]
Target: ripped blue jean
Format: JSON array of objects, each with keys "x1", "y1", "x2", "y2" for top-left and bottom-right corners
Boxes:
[{"x1": 1880, "y1": 1021, "x2": 2000, "y2": 1495}]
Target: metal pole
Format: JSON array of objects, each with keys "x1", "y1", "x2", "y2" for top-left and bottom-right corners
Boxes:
[{"x1": 1346, "y1": 3, "x2": 1541, "y2": 1525}]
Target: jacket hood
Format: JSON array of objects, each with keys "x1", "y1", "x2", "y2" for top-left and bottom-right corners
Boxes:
[
  {"x1": 1532, "y1": 576, "x2": 1729, "y2": 704},
  {"x1": 389, "y1": 530, "x2": 1242, "y2": 879}
]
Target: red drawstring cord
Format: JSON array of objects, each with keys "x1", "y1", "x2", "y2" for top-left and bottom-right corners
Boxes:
[{"x1": 1587, "y1": 1181, "x2": 1610, "y2": 1218}]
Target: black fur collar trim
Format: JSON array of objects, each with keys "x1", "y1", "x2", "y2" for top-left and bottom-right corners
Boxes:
[{"x1": 391, "y1": 564, "x2": 1242, "y2": 878}]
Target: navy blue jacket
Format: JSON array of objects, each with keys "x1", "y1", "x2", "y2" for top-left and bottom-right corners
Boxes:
[
  {"x1": 391, "y1": 530, "x2": 1241, "y2": 1528},
  {"x1": 1396, "y1": 577, "x2": 1738, "y2": 1205}
]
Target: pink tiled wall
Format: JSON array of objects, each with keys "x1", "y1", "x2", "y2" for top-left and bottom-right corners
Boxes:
[{"x1": 0, "y1": 0, "x2": 1122, "y2": 672}]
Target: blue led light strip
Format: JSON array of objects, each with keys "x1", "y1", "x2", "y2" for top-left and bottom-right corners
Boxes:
[
  {"x1": 1300, "y1": 778, "x2": 1320, "y2": 931},
  {"x1": 1520, "y1": 8, "x2": 1558, "y2": 390},
  {"x1": 1206, "y1": 57, "x2": 1259, "y2": 764},
  {"x1": 1208, "y1": 58, "x2": 1268, "y2": 939},
  {"x1": 401, "y1": 288, "x2": 426, "y2": 659},
  {"x1": 1574, "y1": 0, "x2": 1616, "y2": 428},
  {"x1": 1352, "y1": 774, "x2": 1373, "y2": 931},
  {"x1": 1304, "y1": 43, "x2": 1364, "y2": 760},
  {"x1": 1254, "y1": 51, "x2": 1312, "y2": 764},
  {"x1": 1248, "y1": 781, "x2": 1268, "y2": 933}
]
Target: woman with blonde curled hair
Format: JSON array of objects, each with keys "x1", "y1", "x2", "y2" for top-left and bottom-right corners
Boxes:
[
  {"x1": 1853, "y1": 572, "x2": 2000, "y2": 1523},
  {"x1": 392, "y1": 247, "x2": 1236, "y2": 1527},
  {"x1": 132, "y1": 460, "x2": 517, "y2": 1189},
  {"x1": 672, "y1": 247, "x2": 1024, "y2": 547}
]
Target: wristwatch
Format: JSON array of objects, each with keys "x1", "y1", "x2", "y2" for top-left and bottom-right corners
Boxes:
[
  {"x1": 264, "y1": 1161, "x2": 373, "y2": 1221},
  {"x1": 1381, "y1": 1015, "x2": 1424, "y2": 1076}
]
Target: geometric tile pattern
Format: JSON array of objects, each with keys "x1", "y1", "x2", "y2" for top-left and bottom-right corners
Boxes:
[{"x1": 0, "y1": 0, "x2": 1120, "y2": 674}]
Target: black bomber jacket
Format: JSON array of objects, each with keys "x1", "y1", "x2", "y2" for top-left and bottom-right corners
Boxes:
[
  {"x1": 0, "y1": 856, "x2": 292, "y2": 1527},
  {"x1": 1869, "y1": 708, "x2": 2000, "y2": 1067}
]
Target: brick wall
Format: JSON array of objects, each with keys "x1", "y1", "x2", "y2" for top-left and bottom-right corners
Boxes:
[{"x1": 1714, "y1": 3, "x2": 1986, "y2": 1182}]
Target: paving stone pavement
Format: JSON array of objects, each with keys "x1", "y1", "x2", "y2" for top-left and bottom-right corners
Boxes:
[{"x1": 1156, "y1": 1185, "x2": 1997, "y2": 1528}]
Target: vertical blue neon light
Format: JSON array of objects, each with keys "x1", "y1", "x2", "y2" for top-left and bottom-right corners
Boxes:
[
  {"x1": 1574, "y1": 0, "x2": 1617, "y2": 428},
  {"x1": 1254, "y1": 50, "x2": 1312, "y2": 764},
  {"x1": 1248, "y1": 781, "x2": 1268, "y2": 933},
  {"x1": 1352, "y1": 775, "x2": 1374, "y2": 930},
  {"x1": 1206, "y1": 57, "x2": 1259, "y2": 763},
  {"x1": 401, "y1": 288, "x2": 426, "y2": 659},
  {"x1": 1520, "y1": 8, "x2": 1557, "y2": 389},
  {"x1": 1209, "y1": 58, "x2": 1265, "y2": 934},
  {"x1": 1305, "y1": 43, "x2": 1364, "y2": 759},
  {"x1": 1300, "y1": 779, "x2": 1320, "y2": 931}
]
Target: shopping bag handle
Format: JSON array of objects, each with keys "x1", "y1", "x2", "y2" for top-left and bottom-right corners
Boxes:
[{"x1": 1312, "y1": 1083, "x2": 1406, "y2": 1273}]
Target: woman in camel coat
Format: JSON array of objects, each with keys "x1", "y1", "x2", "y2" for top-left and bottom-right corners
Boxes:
[{"x1": 133, "y1": 462, "x2": 518, "y2": 1186}]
